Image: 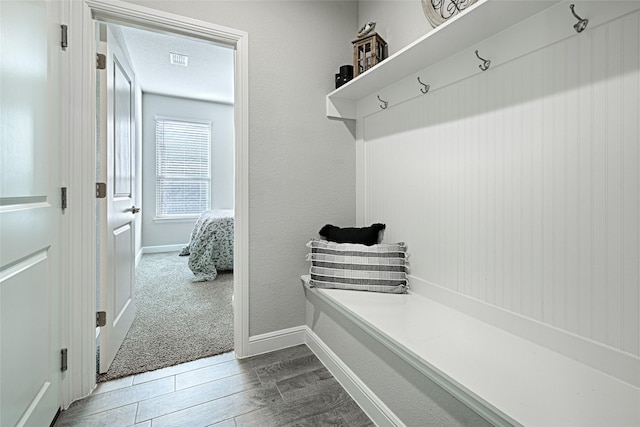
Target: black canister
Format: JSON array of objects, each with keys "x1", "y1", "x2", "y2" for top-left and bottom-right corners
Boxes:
[{"x1": 335, "y1": 65, "x2": 354, "y2": 89}]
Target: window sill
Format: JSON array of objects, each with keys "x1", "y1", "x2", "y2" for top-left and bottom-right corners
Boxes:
[{"x1": 153, "y1": 216, "x2": 199, "y2": 224}]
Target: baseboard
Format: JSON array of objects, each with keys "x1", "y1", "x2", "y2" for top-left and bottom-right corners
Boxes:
[
  {"x1": 304, "y1": 326, "x2": 405, "y2": 427},
  {"x1": 141, "y1": 244, "x2": 187, "y2": 254},
  {"x1": 136, "y1": 244, "x2": 187, "y2": 268},
  {"x1": 245, "y1": 324, "x2": 403, "y2": 426},
  {"x1": 246, "y1": 326, "x2": 307, "y2": 357}
]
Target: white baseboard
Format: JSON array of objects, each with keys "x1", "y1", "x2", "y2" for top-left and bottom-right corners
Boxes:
[
  {"x1": 141, "y1": 244, "x2": 187, "y2": 254},
  {"x1": 246, "y1": 326, "x2": 307, "y2": 357},
  {"x1": 136, "y1": 244, "x2": 187, "y2": 268},
  {"x1": 246, "y1": 324, "x2": 403, "y2": 426},
  {"x1": 136, "y1": 243, "x2": 188, "y2": 268}
]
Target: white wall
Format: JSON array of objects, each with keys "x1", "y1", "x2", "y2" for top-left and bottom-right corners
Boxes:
[
  {"x1": 359, "y1": 9, "x2": 640, "y2": 359},
  {"x1": 141, "y1": 93, "x2": 234, "y2": 248},
  {"x1": 125, "y1": 0, "x2": 358, "y2": 336}
]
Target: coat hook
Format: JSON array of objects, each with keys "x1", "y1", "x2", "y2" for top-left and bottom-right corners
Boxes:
[
  {"x1": 417, "y1": 77, "x2": 430, "y2": 94},
  {"x1": 377, "y1": 95, "x2": 388, "y2": 109},
  {"x1": 475, "y1": 50, "x2": 491, "y2": 71},
  {"x1": 569, "y1": 4, "x2": 588, "y2": 33}
]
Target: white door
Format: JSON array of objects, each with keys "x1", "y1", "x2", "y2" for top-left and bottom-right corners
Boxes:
[
  {"x1": 98, "y1": 26, "x2": 138, "y2": 373},
  {"x1": 0, "y1": 0, "x2": 62, "y2": 425}
]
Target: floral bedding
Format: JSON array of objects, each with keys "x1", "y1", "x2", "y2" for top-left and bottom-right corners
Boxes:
[{"x1": 180, "y1": 209, "x2": 234, "y2": 281}]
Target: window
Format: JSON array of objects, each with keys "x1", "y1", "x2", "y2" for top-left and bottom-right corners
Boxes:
[{"x1": 156, "y1": 117, "x2": 211, "y2": 218}]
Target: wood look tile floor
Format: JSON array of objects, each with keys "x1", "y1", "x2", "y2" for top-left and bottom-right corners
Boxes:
[{"x1": 55, "y1": 345, "x2": 375, "y2": 427}]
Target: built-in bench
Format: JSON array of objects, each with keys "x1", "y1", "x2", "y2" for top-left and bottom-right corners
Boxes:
[{"x1": 302, "y1": 275, "x2": 639, "y2": 426}]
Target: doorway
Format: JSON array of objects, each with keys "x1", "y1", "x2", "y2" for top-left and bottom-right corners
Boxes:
[
  {"x1": 85, "y1": 1, "x2": 248, "y2": 384},
  {"x1": 95, "y1": 20, "x2": 237, "y2": 378}
]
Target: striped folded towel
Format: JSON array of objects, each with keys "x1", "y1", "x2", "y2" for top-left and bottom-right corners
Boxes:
[{"x1": 306, "y1": 239, "x2": 409, "y2": 294}]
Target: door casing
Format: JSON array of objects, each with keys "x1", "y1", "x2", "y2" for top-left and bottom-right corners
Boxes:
[{"x1": 64, "y1": 0, "x2": 249, "y2": 406}]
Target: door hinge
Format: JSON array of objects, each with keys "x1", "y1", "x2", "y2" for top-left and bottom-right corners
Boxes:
[
  {"x1": 61, "y1": 348, "x2": 68, "y2": 372},
  {"x1": 61, "y1": 187, "x2": 67, "y2": 210},
  {"x1": 61, "y1": 24, "x2": 68, "y2": 50},
  {"x1": 96, "y1": 182, "x2": 106, "y2": 198},
  {"x1": 96, "y1": 53, "x2": 106, "y2": 70},
  {"x1": 96, "y1": 311, "x2": 107, "y2": 327}
]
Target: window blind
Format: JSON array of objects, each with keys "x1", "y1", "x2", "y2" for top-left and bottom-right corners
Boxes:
[{"x1": 156, "y1": 118, "x2": 211, "y2": 217}]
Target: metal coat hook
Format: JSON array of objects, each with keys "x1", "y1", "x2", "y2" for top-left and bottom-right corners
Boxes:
[
  {"x1": 570, "y1": 4, "x2": 588, "y2": 33},
  {"x1": 417, "y1": 77, "x2": 430, "y2": 94},
  {"x1": 377, "y1": 95, "x2": 388, "y2": 109},
  {"x1": 475, "y1": 50, "x2": 491, "y2": 71}
]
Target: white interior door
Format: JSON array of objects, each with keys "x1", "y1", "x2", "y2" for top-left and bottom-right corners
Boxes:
[
  {"x1": 98, "y1": 26, "x2": 137, "y2": 373},
  {"x1": 0, "y1": 0, "x2": 62, "y2": 424}
]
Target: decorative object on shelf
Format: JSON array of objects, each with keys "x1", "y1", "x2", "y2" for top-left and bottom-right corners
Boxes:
[
  {"x1": 353, "y1": 33, "x2": 388, "y2": 77},
  {"x1": 422, "y1": 0, "x2": 478, "y2": 28},
  {"x1": 335, "y1": 65, "x2": 354, "y2": 89},
  {"x1": 417, "y1": 76, "x2": 430, "y2": 94},
  {"x1": 569, "y1": 4, "x2": 588, "y2": 33},
  {"x1": 356, "y1": 21, "x2": 376, "y2": 38},
  {"x1": 475, "y1": 49, "x2": 490, "y2": 71},
  {"x1": 327, "y1": 1, "x2": 636, "y2": 121},
  {"x1": 377, "y1": 95, "x2": 388, "y2": 110}
]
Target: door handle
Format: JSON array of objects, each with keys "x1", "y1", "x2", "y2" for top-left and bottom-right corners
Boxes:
[{"x1": 126, "y1": 205, "x2": 141, "y2": 214}]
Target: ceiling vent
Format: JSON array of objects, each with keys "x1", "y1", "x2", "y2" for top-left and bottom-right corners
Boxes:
[{"x1": 169, "y1": 52, "x2": 189, "y2": 66}]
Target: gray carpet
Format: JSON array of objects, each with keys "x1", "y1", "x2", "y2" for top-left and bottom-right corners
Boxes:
[{"x1": 98, "y1": 251, "x2": 234, "y2": 382}]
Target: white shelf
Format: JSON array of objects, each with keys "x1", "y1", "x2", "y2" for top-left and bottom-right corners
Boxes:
[{"x1": 326, "y1": 0, "x2": 560, "y2": 119}]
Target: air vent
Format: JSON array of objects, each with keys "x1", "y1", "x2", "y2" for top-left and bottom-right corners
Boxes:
[{"x1": 169, "y1": 52, "x2": 188, "y2": 66}]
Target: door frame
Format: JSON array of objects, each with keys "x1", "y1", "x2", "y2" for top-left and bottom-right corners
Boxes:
[{"x1": 65, "y1": 0, "x2": 249, "y2": 405}]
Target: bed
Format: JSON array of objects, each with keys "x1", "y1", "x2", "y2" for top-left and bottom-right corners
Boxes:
[{"x1": 180, "y1": 209, "x2": 234, "y2": 281}]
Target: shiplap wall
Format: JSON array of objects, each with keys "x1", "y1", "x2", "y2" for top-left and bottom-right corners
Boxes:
[{"x1": 362, "y1": 10, "x2": 639, "y2": 357}]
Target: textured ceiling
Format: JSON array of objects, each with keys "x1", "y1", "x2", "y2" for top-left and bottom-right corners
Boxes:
[{"x1": 118, "y1": 25, "x2": 235, "y2": 104}]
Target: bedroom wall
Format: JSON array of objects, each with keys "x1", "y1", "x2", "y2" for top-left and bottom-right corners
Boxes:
[
  {"x1": 124, "y1": 0, "x2": 358, "y2": 336},
  {"x1": 358, "y1": 8, "x2": 640, "y2": 360},
  {"x1": 141, "y1": 93, "x2": 234, "y2": 248}
]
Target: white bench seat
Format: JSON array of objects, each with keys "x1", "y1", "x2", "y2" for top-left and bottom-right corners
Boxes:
[{"x1": 302, "y1": 275, "x2": 639, "y2": 427}]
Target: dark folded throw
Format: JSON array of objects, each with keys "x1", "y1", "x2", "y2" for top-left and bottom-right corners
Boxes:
[{"x1": 319, "y1": 223, "x2": 386, "y2": 246}]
